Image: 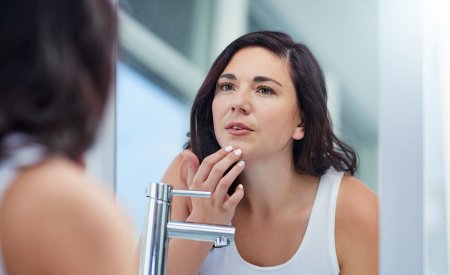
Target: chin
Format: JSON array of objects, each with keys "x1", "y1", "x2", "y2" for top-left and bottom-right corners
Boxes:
[
  {"x1": 216, "y1": 135, "x2": 252, "y2": 154},
  {"x1": 225, "y1": 141, "x2": 248, "y2": 151}
]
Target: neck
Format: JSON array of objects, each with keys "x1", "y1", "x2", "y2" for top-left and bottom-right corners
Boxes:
[{"x1": 237, "y1": 151, "x2": 318, "y2": 218}]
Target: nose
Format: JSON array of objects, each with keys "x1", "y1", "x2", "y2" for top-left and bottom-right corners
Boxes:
[
  {"x1": 230, "y1": 91, "x2": 251, "y2": 114},
  {"x1": 231, "y1": 105, "x2": 248, "y2": 114}
]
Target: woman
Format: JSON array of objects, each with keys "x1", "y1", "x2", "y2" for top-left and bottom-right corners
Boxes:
[
  {"x1": 163, "y1": 31, "x2": 378, "y2": 274},
  {"x1": 0, "y1": 0, "x2": 133, "y2": 274}
]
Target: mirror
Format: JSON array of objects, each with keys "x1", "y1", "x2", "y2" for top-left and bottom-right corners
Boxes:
[{"x1": 114, "y1": 1, "x2": 450, "y2": 274}]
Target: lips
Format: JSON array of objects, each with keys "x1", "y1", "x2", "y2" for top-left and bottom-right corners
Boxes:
[{"x1": 225, "y1": 122, "x2": 253, "y2": 136}]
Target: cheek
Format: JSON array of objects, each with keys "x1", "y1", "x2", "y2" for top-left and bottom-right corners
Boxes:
[
  {"x1": 211, "y1": 99, "x2": 225, "y2": 147},
  {"x1": 211, "y1": 98, "x2": 224, "y2": 134},
  {"x1": 212, "y1": 98, "x2": 220, "y2": 126},
  {"x1": 264, "y1": 105, "x2": 299, "y2": 135},
  {"x1": 212, "y1": 97, "x2": 218, "y2": 115},
  {"x1": 212, "y1": 97, "x2": 228, "y2": 121}
]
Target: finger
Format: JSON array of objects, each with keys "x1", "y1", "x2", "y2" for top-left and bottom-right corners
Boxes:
[
  {"x1": 223, "y1": 184, "x2": 244, "y2": 210},
  {"x1": 192, "y1": 145, "x2": 233, "y2": 185},
  {"x1": 205, "y1": 149, "x2": 243, "y2": 190},
  {"x1": 181, "y1": 150, "x2": 199, "y2": 188},
  {"x1": 213, "y1": 160, "x2": 245, "y2": 202}
]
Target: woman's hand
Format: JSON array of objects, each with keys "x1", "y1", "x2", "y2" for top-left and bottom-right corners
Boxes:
[{"x1": 182, "y1": 146, "x2": 245, "y2": 225}]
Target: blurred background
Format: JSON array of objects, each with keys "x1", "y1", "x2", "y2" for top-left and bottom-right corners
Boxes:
[{"x1": 84, "y1": 0, "x2": 449, "y2": 274}]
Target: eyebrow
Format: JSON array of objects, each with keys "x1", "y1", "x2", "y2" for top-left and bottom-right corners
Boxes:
[
  {"x1": 253, "y1": 76, "x2": 282, "y2": 87},
  {"x1": 218, "y1": 73, "x2": 237, "y2": 80},
  {"x1": 218, "y1": 74, "x2": 282, "y2": 87}
]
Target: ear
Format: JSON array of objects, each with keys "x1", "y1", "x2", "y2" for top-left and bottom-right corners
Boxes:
[{"x1": 292, "y1": 122, "x2": 305, "y2": 140}]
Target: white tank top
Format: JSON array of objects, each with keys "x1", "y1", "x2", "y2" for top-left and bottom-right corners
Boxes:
[
  {"x1": 200, "y1": 168, "x2": 343, "y2": 275},
  {"x1": 0, "y1": 134, "x2": 48, "y2": 275}
]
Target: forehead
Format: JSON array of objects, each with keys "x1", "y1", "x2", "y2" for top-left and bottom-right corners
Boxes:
[{"x1": 222, "y1": 47, "x2": 293, "y2": 84}]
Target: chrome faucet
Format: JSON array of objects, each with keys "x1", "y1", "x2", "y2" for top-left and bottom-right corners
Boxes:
[{"x1": 139, "y1": 182, "x2": 235, "y2": 275}]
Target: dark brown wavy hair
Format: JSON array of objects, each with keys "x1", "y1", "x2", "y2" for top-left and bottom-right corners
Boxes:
[
  {"x1": 0, "y1": 0, "x2": 117, "y2": 160},
  {"x1": 188, "y1": 31, "x2": 357, "y2": 178}
]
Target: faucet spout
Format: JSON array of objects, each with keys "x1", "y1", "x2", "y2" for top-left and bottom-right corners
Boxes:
[
  {"x1": 167, "y1": 221, "x2": 235, "y2": 243},
  {"x1": 139, "y1": 183, "x2": 236, "y2": 275}
]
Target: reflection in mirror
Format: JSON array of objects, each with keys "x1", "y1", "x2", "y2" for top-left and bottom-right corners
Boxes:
[
  {"x1": 116, "y1": 1, "x2": 450, "y2": 274},
  {"x1": 117, "y1": 0, "x2": 379, "y2": 238}
]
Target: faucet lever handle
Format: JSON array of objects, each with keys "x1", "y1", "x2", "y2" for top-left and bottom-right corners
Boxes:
[{"x1": 172, "y1": 190, "x2": 211, "y2": 198}]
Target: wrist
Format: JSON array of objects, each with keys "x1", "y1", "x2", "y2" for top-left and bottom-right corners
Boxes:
[
  {"x1": 186, "y1": 212, "x2": 209, "y2": 224},
  {"x1": 186, "y1": 212, "x2": 231, "y2": 226}
]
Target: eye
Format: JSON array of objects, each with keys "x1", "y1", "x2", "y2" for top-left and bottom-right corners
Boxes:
[
  {"x1": 257, "y1": 86, "x2": 276, "y2": 95},
  {"x1": 216, "y1": 82, "x2": 235, "y2": 92}
]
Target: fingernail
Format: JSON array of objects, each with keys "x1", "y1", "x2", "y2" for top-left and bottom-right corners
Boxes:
[
  {"x1": 238, "y1": 160, "x2": 245, "y2": 167},
  {"x1": 224, "y1": 145, "x2": 233, "y2": 152},
  {"x1": 234, "y1": 149, "x2": 242, "y2": 156},
  {"x1": 237, "y1": 184, "x2": 244, "y2": 190}
]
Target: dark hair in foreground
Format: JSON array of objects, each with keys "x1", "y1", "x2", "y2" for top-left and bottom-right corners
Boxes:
[
  {"x1": 0, "y1": 0, "x2": 117, "y2": 160},
  {"x1": 189, "y1": 31, "x2": 357, "y2": 178}
]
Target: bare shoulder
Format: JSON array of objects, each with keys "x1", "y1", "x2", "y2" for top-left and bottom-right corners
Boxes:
[
  {"x1": 335, "y1": 175, "x2": 379, "y2": 275},
  {"x1": 161, "y1": 152, "x2": 191, "y2": 219},
  {"x1": 161, "y1": 151, "x2": 188, "y2": 189},
  {"x1": 1, "y1": 157, "x2": 133, "y2": 275},
  {"x1": 336, "y1": 175, "x2": 378, "y2": 224}
]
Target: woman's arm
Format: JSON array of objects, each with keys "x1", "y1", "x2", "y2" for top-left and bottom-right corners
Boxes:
[
  {"x1": 335, "y1": 176, "x2": 379, "y2": 275},
  {"x1": 163, "y1": 152, "x2": 213, "y2": 275},
  {"x1": 164, "y1": 148, "x2": 245, "y2": 275}
]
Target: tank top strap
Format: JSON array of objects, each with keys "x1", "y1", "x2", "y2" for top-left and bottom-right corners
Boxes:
[{"x1": 299, "y1": 167, "x2": 343, "y2": 274}]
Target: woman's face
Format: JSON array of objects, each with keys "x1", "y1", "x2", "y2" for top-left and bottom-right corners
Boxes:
[{"x1": 212, "y1": 47, "x2": 304, "y2": 161}]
